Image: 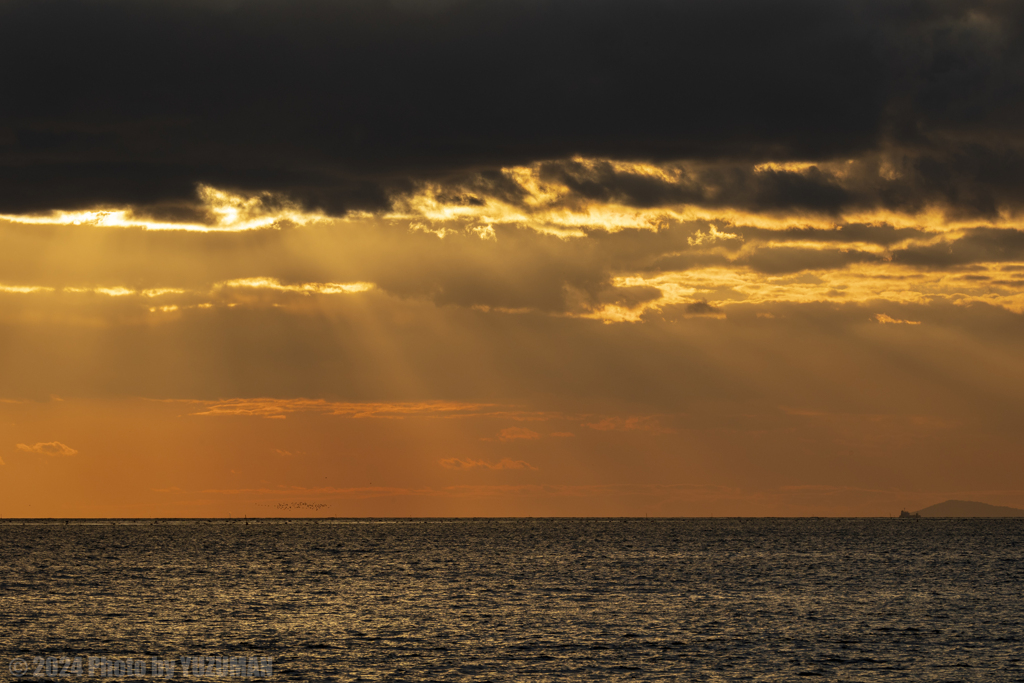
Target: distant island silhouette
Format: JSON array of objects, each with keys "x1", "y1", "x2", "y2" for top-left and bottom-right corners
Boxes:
[{"x1": 913, "y1": 500, "x2": 1024, "y2": 517}]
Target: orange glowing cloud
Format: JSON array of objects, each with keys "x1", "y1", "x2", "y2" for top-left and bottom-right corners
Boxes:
[
  {"x1": 186, "y1": 399, "x2": 505, "y2": 420},
  {"x1": 497, "y1": 427, "x2": 541, "y2": 442},
  {"x1": 585, "y1": 417, "x2": 672, "y2": 433},
  {"x1": 0, "y1": 185, "x2": 324, "y2": 233},
  {"x1": 875, "y1": 313, "x2": 922, "y2": 325},
  {"x1": 15, "y1": 441, "x2": 78, "y2": 456}
]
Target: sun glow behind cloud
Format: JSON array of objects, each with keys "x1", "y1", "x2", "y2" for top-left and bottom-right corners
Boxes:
[
  {"x1": 97, "y1": 157, "x2": 996, "y2": 321},
  {"x1": 3, "y1": 183, "x2": 1024, "y2": 515},
  {"x1": 389, "y1": 157, "x2": 1024, "y2": 238},
  {"x1": 0, "y1": 185, "x2": 326, "y2": 232},
  {"x1": 602, "y1": 262, "x2": 1024, "y2": 319},
  {"x1": 0, "y1": 278, "x2": 376, "y2": 317},
  {"x1": 2, "y1": 191, "x2": 1024, "y2": 326},
  {"x1": 217, "y1": 278, "x2": 374, "y2": 295},
  {"x1": 2, "y1": 156, "x2": 1022, "y2": 241}
]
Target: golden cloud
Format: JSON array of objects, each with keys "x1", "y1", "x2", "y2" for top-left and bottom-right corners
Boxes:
[
  {"x1": 16, "y1": 441, "x2": 78, "y2": 456},
  {"x1": 186, "y1": 398, "x2": 503, "y2": 419},
  {"x1": 390, "y1": 156, "x2": 1024, "y2": 237},
  {"x1": 215, "y1": 278, "x2": 374, "y2": 295},
  {"x1": 0, "y1": 185, "x2": 325, "y2": 233},
  {"x1": 585, "y1": 416, "x2": 673, "y2": 433},
  {"x1": 497, "y1": 427, "x2": 541, "y2": 442},
  {"x1": 875, "y1": 313, "x2": 922, "y2": 325}
]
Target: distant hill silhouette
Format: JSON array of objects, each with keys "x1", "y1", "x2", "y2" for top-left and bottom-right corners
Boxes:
[{"x1": 915, "y1": 500, "x2": 1024, "y2": 517}]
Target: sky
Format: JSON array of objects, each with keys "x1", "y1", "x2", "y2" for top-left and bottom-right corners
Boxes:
[{"x1": 2, "y1": 0, "x2": 1024, "y2": 517}]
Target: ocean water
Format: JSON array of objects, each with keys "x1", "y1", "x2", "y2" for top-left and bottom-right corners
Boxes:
[{"x1": 1, "y1": 518, "x2": 1022, "y2": 681}]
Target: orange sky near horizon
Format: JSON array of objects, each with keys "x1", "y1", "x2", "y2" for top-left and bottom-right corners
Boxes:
[
  {"x1": 2, "y1": 173, "x2": 1024, "y2": 517},
  {"x1": 1, "y1": 390, "x2": 1021, "y2": 517}
]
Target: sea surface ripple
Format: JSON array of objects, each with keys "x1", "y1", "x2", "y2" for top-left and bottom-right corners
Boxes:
[{"x1": 1, "y1": 518, "x2": 1022, "y2": 681}]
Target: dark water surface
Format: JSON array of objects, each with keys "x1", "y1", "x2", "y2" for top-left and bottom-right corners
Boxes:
[{"x1": 1, "y1": 518, "x2": 1022, "y2": 681}]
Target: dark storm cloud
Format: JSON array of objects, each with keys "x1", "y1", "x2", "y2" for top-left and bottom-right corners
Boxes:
[{"x1": 3, "y1": 0, "x2": 1024, "y2": 216}]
